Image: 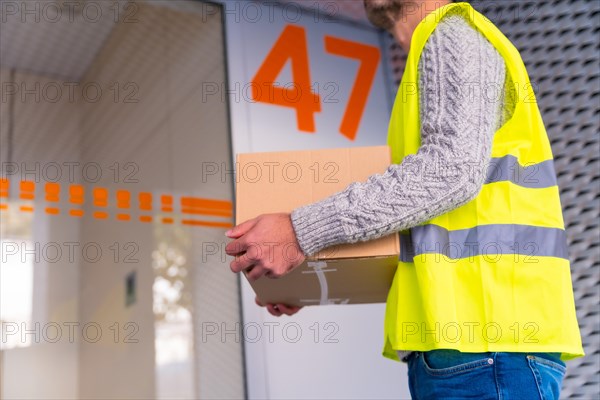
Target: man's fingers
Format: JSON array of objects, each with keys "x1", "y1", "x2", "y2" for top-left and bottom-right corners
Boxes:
[
  {"x1": 225, "y1": 218, "x2": 257, "y2": 239},
  {"x1": 266, "y1": 304, "x2": 283, "y2": 317},
  {"x1": 246, "y1": 265, "x2": 266, "y2": 282},
  {"x1": 256, "y1": 300, "x2": 301, "y2": 317},
  {"x1": 277, "y1": 304, "x2": 302, "y2": 316},
  {"x1": 229, "y1": 255, "x2": 254, "y2": 273},
  {"x1": 225, "y1": 237, "x2": 249, "y2": 256}
]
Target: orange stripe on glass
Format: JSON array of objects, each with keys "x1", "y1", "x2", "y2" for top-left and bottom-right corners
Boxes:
[
  {"x1": 0, "y1": 178, "x2": 9, "y2": 210},
  {"x1": 93, "y1": 187, "x2": 108, "y2": 219},
  {"x1": 181, "y1": 208, "x2": 233, "y2": 217},
  {"x1": 69, "y1": 185, "x2": 84, "y2": 204},
  {"x1": 0, "y1": 178, "x2": 9, "y2": 198},
  {"x1": 182, "y1": 220, "x2": 234, "y2": 228},
  {"x1": 8, "y1": 179, "x2": 236, "y2": 230},
  {"x1": 139, "y1": 192, "x2": 152, "y2": 222},
  {"x1": 180, "y1": 196, "x2": 233, "y2": 223},
  {"x1": 161, "y1": 195, "x2": 173, "y2": 224},
  {"x1": 20, "y1": 181, "x2": 35, "y2": 200},
  {"x1": 116, "y1": 190, "x2": 130, "y2": 221},
  {"x1": 180, "y1": 197, "x2": 232, "y2": 211},
  {"x1": 161, "y1": 195, "x2": 173, "y2": 212},
  {"x1": 69, "y1": 184, "x2": 84, "y2": 217},
  {"x1": 45, "y1": 183, "x2": 60, "y2": 201},
  {"x1": 139, "y1": 192, "x2": 152, "y2": 210},
  {"x1": 45, "y1": 182, "x2": 60, "y2": 214},
  {"x1": 93, "y1": 188, "x2": 108, "y2": 207}
]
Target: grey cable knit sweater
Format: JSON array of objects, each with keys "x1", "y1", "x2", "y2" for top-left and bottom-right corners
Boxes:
[{"x1": 290, "y1": 12, "x2": 509, "y2": 257}]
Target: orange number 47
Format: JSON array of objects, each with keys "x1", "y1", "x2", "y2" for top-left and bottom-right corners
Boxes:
[{"x1": 251, "y1": 25, "x2": 381, "y2": 141}]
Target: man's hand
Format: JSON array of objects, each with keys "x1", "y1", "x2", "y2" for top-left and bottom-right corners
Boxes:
[
  {"x1": 225, "y1": 213, "x2": 306, "y2": 281},
  {"x1": 255, "y1": 296, "x2": 303, "y2": 317}
]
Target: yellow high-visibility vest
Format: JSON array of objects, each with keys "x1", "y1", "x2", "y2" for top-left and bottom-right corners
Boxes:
[{"x1": 383, "y1": 2, "x2": 584, "y2": 361}]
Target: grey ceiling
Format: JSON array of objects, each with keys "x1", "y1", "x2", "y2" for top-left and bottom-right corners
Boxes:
[
  {"x1": 0, "y1": 0, "x2": 371, "y2": 81},
  {"x1": 0, "y1": 0, "x2": 126, "y2": 80}
]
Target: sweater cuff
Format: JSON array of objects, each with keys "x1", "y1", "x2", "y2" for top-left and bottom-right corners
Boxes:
[{"x1": 290, "y1": 197, "x2": 347, "y2": 257}]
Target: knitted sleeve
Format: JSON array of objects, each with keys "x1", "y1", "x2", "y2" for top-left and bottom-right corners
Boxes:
[{"x1": 290, "y1": 13, "x2": 507, "y2": 257}]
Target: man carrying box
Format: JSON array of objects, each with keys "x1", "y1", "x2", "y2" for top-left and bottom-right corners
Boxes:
[{"x1": 225, "y1": 0, "x2": 583, "y2": 398}]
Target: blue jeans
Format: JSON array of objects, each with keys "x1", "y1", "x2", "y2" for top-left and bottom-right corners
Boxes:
[{"x1": 405, "y1": 350, "x2": 566, "y2": 399}]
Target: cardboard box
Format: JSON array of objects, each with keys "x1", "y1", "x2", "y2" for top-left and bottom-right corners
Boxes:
[{"x1": 235, "y1": 146, "x2": 400, "y2": 306}]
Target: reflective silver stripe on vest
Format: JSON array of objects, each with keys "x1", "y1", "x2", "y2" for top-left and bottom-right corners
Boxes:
[
  {"x1": 485, "y1": 155, "x2": 557, "y2": 188},
  {"x1": 399, "y1": 224, "x2": 569, "y2": 262}
]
